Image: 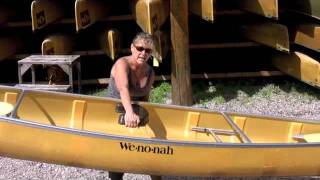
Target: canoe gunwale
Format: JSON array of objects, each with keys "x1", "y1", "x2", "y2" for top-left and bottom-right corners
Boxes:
[
  {"x1": 1, "y1": 85, "x2": 320, "y2": 125},
  {"x1": 1, "y1": 115, "x2": 320, "y2": 148}
]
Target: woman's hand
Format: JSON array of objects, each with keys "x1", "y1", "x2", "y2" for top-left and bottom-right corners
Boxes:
[{"x1": 124, "y1": 111, "x2": 140, "y2": 128}]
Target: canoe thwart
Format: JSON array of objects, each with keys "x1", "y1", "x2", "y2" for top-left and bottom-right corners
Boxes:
[
  {"x1": 221, "y1": 112, "x2": 252, "y2": 143},
  {"x1": 293, "y1": 133, "x2": 320, "y2": 143},
  {"x1": 191, "y1": 127, "x2": 237, "y2": 143}
]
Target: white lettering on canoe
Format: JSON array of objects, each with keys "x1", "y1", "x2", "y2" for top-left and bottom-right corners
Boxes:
[{"x1": 120, "y1": 142, "x2": 173, "y2": 155}]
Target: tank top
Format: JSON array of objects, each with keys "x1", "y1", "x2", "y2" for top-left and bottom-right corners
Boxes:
[{"x1": 106, "y1": 61, "x2": 153, "y2": 101}]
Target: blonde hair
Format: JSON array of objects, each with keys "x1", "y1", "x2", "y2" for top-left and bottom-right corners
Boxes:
[{"x1": 132, "y1": 32, "x2": 154, "y2": 47}]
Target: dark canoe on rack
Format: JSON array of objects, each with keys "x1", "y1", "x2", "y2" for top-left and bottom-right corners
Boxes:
[
  {"x1": 283, "y1": 0, "x2": 320, "y2": 20},
  {"x1": 242, "y1": 22, "x2": 289, "y2": 52},
  {"x1": 0, "y1": 37, "x2": 23, "y2": 61},
  {"x1": 41, "y1": 34, "x2": 74, "y2": 55},
  {"x1": 1, "y1": 85, "x2": 320, "y2": 176},
  {"x1": 31, "y1": 0, "x2": 65, "y2": 31},
  {"x1": 75, "y1": 0, "x2": 109, "y2": 31},
  {"x1": 239, "y1": 0, "x2": 278, "y2": 19}
]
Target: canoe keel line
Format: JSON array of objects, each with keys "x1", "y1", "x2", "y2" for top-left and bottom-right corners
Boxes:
[{"x1": 1, "y1": 85, "x2": 320, "y2": 176}]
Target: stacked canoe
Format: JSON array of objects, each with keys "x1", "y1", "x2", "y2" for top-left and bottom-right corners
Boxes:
[{"x1": 0, "y1": 0, "x2": 318, "y2": 87}]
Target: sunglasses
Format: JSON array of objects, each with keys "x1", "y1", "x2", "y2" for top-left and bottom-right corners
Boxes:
[{"x1": 133, "y1": 44, "x2": 152, "y2": 54}]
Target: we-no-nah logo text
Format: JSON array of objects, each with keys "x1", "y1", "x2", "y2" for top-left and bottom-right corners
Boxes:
[{"x1": 120, "y1": 142, "x2": 173, "y2": 155}]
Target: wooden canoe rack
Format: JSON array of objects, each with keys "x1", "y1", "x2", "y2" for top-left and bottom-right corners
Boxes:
[
  {"x1": 0, "y1": 0, "x2": 319, "y2": 104},
  {"x1": 17, "y1": 55, "x2": 81, "y2": 93}
]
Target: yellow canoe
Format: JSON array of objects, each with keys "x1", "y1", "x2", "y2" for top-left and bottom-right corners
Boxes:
[{"x1": 1, "y1": 85, "x2": 320, "y2": 176}]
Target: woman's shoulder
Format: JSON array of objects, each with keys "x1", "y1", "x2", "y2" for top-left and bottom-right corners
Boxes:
[
  {"x1": 111, "y1": 57, "x2": 130, "y2": 75},
  {"x1": 114, "y1": 56, "x2": 130, "y2": 68}
]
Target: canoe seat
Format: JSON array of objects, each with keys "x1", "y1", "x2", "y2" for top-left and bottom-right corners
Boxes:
[
  {"x1": 0, "y1": 102, "x2": 14, "y2": 116},
  {"x1": 70, "y1": 100, "x2": 86, "y2": 129},
  {"x1": 292, "y1": 133, "x2": 320, "y2": 143}
]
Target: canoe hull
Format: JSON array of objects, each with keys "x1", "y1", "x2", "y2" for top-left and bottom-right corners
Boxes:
[
  {"x1": 31, "y1": 0, "x2": 65, "y2": 31},
  {"x1": 272, "y1": 51, "x2": 320, "y2": 88},
  {"x1": 75, "y1": 0, "x2": 109, "y2": 31},
  {"x1": 1, "y1": 116, "x2": 320, "y2": 177},
  {"x1": 189, "y1": 0, "x2": 215, "y2": 22},
  {"x1": 242, "y1": 22, "x2": 289, "y2": 52},
  {"x1": 42, "y1": 34, "x2": 74, "y2": 55},
  {"x1": 283, "y1": 0, "x2": 320, "y2": 20},
  {"x1": 239, "y1": 0, "x2": 278, "y2": 19},
  {"x1": 292, "y1": 24, "x2": 320, "y2": 51},
  {"x1": 0, "y1": 37, "x2": 23, "y2": 61},
  {"x1": 99, "y1": 29, "x2": 121, "y2": 60},
  {"x1": 133, "y1": 0, "x2": 169, "y2": 34}
]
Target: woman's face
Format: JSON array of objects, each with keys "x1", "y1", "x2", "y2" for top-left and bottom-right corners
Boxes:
[{"x1": 131, "y1": 40, "x2": 152, "y2": 65}]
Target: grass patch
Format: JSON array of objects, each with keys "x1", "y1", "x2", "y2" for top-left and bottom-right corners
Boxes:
[
  {"x1": 81, "y1": 85, "x2": 107, "y2": 97},
  {"x1": 149, "y1": 78, "x2": 320, "y2": 105},
  {"x1": 149, "y1": 82, "x2": 171, "y2": 103},
  {"x1": 256, "y1": 84, "x2": 281, "y2": 98}
]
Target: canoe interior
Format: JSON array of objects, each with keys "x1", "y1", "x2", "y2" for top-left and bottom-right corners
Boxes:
[{"x1": 1, "y1": 86, "x2": 320, "y2": 144}]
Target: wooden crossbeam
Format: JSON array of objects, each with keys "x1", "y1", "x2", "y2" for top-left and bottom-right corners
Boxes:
[
  {"x1": 69, "y1": 71, "x2": 284, "y2": 85},
  {"x1": 13, "y1": 41, "x2": 261, "y2": 60},
  {"x1": 190, "y1": 42, "x2": 260, "y2": 49}
]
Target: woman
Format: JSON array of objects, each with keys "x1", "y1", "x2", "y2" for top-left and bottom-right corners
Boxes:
[
  {"x1": 107, "y1": 32, "x2": 160, "y2": 180},
  {"x1": 107, "y1": 32, "x2": 155, "y2": 127}
]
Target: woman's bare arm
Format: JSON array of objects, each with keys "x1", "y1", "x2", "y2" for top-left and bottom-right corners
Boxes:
[{"x1": 113, "y1": 58, "x2": 140, "y2": 127}]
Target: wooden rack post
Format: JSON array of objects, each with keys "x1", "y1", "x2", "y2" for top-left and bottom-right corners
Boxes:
[{"x1": 170, "y1": 0, "x2": 192, "y2": 106}]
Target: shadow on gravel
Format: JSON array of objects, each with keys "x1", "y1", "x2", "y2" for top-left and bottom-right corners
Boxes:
[
  {"x1": 276, "y1": 77, "x2": 320, "y2": 100},
  {"x1": 192, "y1": 77, "x2": 320, "y2": 104}
]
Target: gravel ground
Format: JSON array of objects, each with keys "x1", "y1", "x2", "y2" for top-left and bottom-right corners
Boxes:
[{"x1": 1, "y1": 80, "x2": 320, "y2": 180}]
